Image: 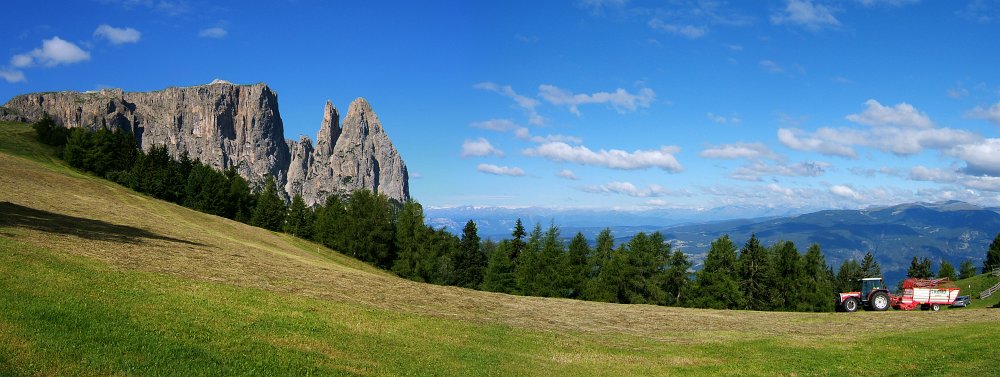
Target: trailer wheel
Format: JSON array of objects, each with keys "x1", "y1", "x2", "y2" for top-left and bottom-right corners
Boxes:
[
  {"x1": 870, "y1": 292, "x2": 890, "y2": 311},
  {"x1": 931, "y1": 304, "x2": 940, "y2": 312},
  {"x1": 843, "y1": 297, "x2": 859, "y2": 312}
]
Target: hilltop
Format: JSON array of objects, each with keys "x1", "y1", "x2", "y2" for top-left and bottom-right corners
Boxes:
[{"x1": 1, "y1": 120, "x2": 998, "y2": 375}]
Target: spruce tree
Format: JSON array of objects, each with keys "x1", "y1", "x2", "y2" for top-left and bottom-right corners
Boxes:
[
  {"x1": 859, "y1": 251, "x2": 881, "y2": 278},
  {"x1": 565, "y1": 232, "x2": 591, "y2": 299},
  {"x1": 802, "y1": 244, "x2": 834, "y2": 312},
  {"x1": 738, "y1": 234, "x2": 772, "y2": 311},
  {"x1": 344, "y1": 189, "x2": 396, "y2": 268},
  {"x1": 510, "y1": 218, "x2": 527, "y2": 259},
  {"x1": 836, "y1": 259, "x2": 863, "y2": 293},
  {"x1": 250, "y1": 176, "x2": 287, "y2": 231},
  {"x1": 392, "y1": 201, "x2": 427, "y2": 281},
  {"x1": 283, "y1": 195, "x2": 312, "y2": 238},
  {"x1": 515, "y1": 223, "x2": 544, "y2": 296},
  {"x1": 937, "y1": 260, "x2": 956, "y2": 281},
  {"x1": 689, "y1": 234, "x2": 743, "y2": 309},
  {"x1": 985, "y1": 231, "x2": 1000, "y2": 273},
  {"x1": 907, "y1": 256, "x2": 933, "y2": 279},
  {"x1": 454, "y1": 220, "x2": 487, "y2": 288},
  {"x1": 481, "y1": 240, "x2": 517, "y2": 294},
  {"x1": 960, "y1": 260, "x2": 978, "y2": 280},
  {"x1": 772, "y1": 241, "x2": 804, "y2": 311}
]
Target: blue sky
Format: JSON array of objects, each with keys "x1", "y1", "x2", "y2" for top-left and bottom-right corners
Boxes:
[{"x1": 3, "y1": 1, "x2": 1000, "y2": 212}]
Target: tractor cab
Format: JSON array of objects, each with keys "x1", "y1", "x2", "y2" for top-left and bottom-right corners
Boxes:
[{"x1": 860, "y1": 278, "x2": 886, "y2": 299}]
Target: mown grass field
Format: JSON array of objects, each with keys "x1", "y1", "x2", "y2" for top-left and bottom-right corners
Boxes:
[{"x1": 1, "y1": 120, "x2": 999, "y2": 376}]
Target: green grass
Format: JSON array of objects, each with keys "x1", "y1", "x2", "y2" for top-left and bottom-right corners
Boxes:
[
  {"x1": 953, "y1": 272, "x2": 1000, "y2": 308},
  {"x1": 2, "y1": 120, "x2": 999, "y2": 375}
]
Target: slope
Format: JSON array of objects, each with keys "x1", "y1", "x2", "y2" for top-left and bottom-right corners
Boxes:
[{"x1": 1, "y1": 121, "x2": 999, "y2": 376}]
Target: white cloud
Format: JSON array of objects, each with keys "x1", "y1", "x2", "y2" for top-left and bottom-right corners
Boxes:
[
  {"x1": 759, "y1": 59, "x2": 784, "y2": 73},
  {"x1": 477, "y1": 163, "x2": 525, "y2": 177},
  {"x1": 94, "y1": 24, "x2": 141, "y2": 44},
  {"x1": 11, "y1": 37, "x2": 90, "y2": 68},
  {"x1": 409, "y1": 172, "x2": 423, "y2": 179},
  {"x1": 578, "y1": 0, "x2": 627, "y2": 14},
  {"x1": 700, "y1": 142, "x2": 779, "y2": 160},
  {"x1": 0, "y1": 68, "x2": 26, "y2": 83},
  {"x1": 648, "y1": 18, "x2": 707, "y2": 38},
  {"x1": 556, "y1": 169, "x2": 578, "y2": 180},
  {"x1": 199, "y1": 27, "x2": 228, "y2": 38},
  {"x1": 846, "y1": 99, "x2": 933, "y2": 128},
  {"x1": 582, "y1": 182, "x2": 687, "y2": 198},
  {"x1": 514, "y1": 127, "x2": 583, "y2": 144},
  {"x1": 947, "y1": 87, "x2": 970, "y2": 99},
  {"x1": 706, "y1": 112, "x2": 741, "y2": 124},
  {"x1": 644, "y1": 199, "x2": 670, "y2": 206},
  {"x1": 461, "y1": 137, "x2": 504, "y2": 158},
  {"x1": 771, "y1": 0, "x2": 840, "y2": 30},
  {"x1": 908, "y1": 166, "x2": 959, "y2": 183},
  {"x1": 778, "y1": 127, "x2": 861, "y2": 158},
  {"x1": 856, "y1": 0, "x2": 919, "y2": 7},
  {"x1": 471, "y1": 118, "x2": 520, "y2": 131},
  {"x1": 730, "y1": 160, "x2": 829, "y2": 181},
  {"x1": 830, "y1": 184, "x2": 862, "y2": 201},
  {"x1": 537, "y1": 84, "x2": 655, "y2": 116},
  {"x1": 523, "y1": 142, "x2": 683, "y2": 172},
  {"x1": 967, "y1": 101, "x2": 1000, "y2": 125},
  {"x1": 961, "y1": 176, "x2": 1000, "y2": 192},
  {"x1": 475, "y1": 82, "x2": 545, "y2": 125},
  {"x1": 949, "y1": 138, "x2": 1000, "y2": 176}
]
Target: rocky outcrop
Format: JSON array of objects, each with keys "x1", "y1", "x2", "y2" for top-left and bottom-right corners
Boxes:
[{"x1": 2, "y1": 81, "x2": 410, "y2": 205}]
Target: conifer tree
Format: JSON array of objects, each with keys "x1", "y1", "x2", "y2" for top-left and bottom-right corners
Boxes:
[
  {"x1": 836, "y1": 259, "x2": 863, "y2": 293},
  {"x1": 663, "y1": 249, "x2": 691, "y2": 306},
  {"x1": 481, "y1": 240, "x2": 517, "y2": 294},
  {"x1": 283, "y1": 194, "x2": 312, "y2": 238},
  {"x1": 344, "y1": 189, "x2": 396, "y2": 268},
  {"x1": 583, "y1": 228, "x2": 616, "y2": 301},
  {"x1": 565, "y1": 232, "x2": 591, "y2": 299},
  {"x1": 802, "y1": 244, "x2": 834, "y2": 312},
  {"x1": 689, "y1": 234, "x2": 743, "y2": 309},
  {"x1": 510, "y1": 218, "x2": 527, "y2": 259},
  {"x1": 985, "y1": 231, "x2": 1000, "y2": 273},
  {"x1": 738, "y1": 234, "x2": 772, "y2": 310},
  {"x1": 454, "y1": 220, "x2": 487, "y2": 288},
  {"x1": 859, "y1": 251, "x2": 881, "y2": 278},
  {"x1": 937, "y1": 260, "x2": 956, "y2": 281},
  {"x1": 772, "y1": 241, "x2": 804, "y2": 311},
  {"x1": 907, "y1": 256, "x2": 933, "y2": 279},
  {"x1": 392, "y1": 201, "x2": 427, "y2": 280},
  {"x1": 515, "y1": 223, "x2": 544, "y2": 296},
  {"x1": 960, "y1": 259, "x2": 978, "y2": 280},
  {"x1": 250, "y1": 176, "x2": 287, "y2": 232}
]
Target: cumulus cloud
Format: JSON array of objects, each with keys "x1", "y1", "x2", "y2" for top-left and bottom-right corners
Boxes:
[
  {"x1": 556, "y1": 169, "x2": 578, "y2": 180},
  {"x1": 948, "y1": 138, "x2": 1000, "y2": 176},
  {"x1": 846, "y1": 99, "x2": 933, "y2": 128},
  {"x1": 771, "y1": 0, "x2": 840, "y2": 30},
  {"x1": 471, "y1": 118, "x2": 520, "y2": 131},
  {"x1": 11, "y1": 37, "x2": 90, "y2": 68},
  {"x1": 777, "y1": 127, "x2": 861, "y2": 158},
  {"x1": 537, "y1": 84, "x2": 655, "y2": 116},
  {"x1": 477, "y1": 163, "x2": 525, "y2": 176},
  {"x1": 461, "y1": 138, "x2": 504, "y2": 158},
  {"x1": 0, "y1": 68, "x2": 26, "y2": 83},
  {"x1": 730, "y1": 161, "x2": 829, "y2": 181},
  {"x1": 830, "y1": 184, "x2": 862, "y2": 201},
  {"x1": 94, "y1": 24, "x2": 141, "y2": 44},
  {"x1": 856, "y1": 0, "x2": 919, "y2": 6},
  {"x1": 908, "y1": 166, "x2": 959, "y2": 183},
  {"x1": 700, "y1": 142, "x2": 779, "y2": 160},
  {"x1": 967, "y1": 101, "x2": 1000, "y2": 126},
  {"x1": 648, "y1": 18, "x2": 706, "y2": 38},
  {"x1": 514, "y1": 127, "x2": 583, "y2": 144},
  {"x1": 523, "y1": 142, "x2": 683, "y2": 172},
  {"x1": 199, "y1": 27, "x2": 228, "y2": 38},
  {"x1": 707, "y1": 112, "x2": 741, "y2": 124},
  {"x1": 581, "y1": 182, "x2": 688, "y2": 198},
  {"x1": 475, "y1": 82, "x2": 545, "y2": 125}
]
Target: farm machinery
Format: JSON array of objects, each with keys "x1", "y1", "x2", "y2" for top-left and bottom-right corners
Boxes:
[{"x1": 836, "y1": 277, "x2": 961, "y2": 312}]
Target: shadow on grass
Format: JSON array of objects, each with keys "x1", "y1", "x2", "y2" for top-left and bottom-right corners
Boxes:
[{"x1": 0, "y1": 201, "x2": 203, "y2": 246}]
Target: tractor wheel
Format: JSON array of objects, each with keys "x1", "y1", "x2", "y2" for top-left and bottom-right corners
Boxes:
[
  {"x1": 931, "y1": 304, "x2": 940, "y2": 312},
  {"x1": 870, "y1": 292, "x2": 890, "y2": 311},
  {"x1": 843, "y1": 297, "x2": 859, "y2": 313}
]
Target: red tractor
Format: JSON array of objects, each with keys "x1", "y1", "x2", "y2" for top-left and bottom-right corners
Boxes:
[{"x1": 836, "y1": 277, "x2": 961, "y2": 312}]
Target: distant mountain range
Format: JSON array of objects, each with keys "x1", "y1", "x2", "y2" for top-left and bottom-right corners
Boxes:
[{"x1": 427, "y1": 201, "x2": 1000, "y2": 285}]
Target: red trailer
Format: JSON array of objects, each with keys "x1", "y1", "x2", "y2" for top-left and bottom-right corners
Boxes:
[{"x1": 892, "y1": 278, "x2": 961, "y2": 311}]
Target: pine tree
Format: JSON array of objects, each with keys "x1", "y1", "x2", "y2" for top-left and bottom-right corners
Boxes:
[
  {"x1": 772, "y1": 241, "x2": 804, "y2": 311},
  {"x1": 313, "y1": 195, "x2": 350, "y2": 253},
  {"x1": 802, "y1": 244, "x2": 834, "y2": 312},
  {"x1": 481, "y1": 240, "x2": 517, "y2": 294},
  {"x1": 565, "y1": 232, "x2": 591, "y2": 299},
  {"x1": 836, "y1": 259, "x2": 863, "y2": 293},
  {"x1": 283, "y1": 195, "x2": 312, "y2": 238},
  {"x1": 250, "y1": 176, "x2": 287, "y2": 231},
  {"x1": 960, "y1": 259, "x2": 978, "y2": 280},
  {"x1": 663, "y1": 249, "x2": 691, "y2": 306},
  {"x1": 985, "y1": 231, "x2": 1000, "y2": 273},
  {"x1": 583, "y1": 228, "x2": 616, "y2": 301},
  {"x1": 689, "y1": 234, "x2": 743, "y2": 310},
  {"x1": 510, "y1": 218, "x2": 527, "y2": 259},
  {"x1": 392, "y1": 201, "x2": 427, "y2": 281},
  {"x1": 738, "y1": 234, "x2": 772, "y2": 311},
  {"x1": 937, "y1": 260, "x2": 956, "y2": 281},
  {"x1": 860, "y1": 251, "x2": 881, "y2": 278},
  {"x1": 454, "y1": 220, "x2": 487, "y2": 288},
  {"x1": 515, "y1": 223, "x2": 544, "y2": 296},
  {"x1": 344, "y1": 189, "x2": 396, "y2": 268},
  {"x1": 907, "y1": 256, "x2": 933, "y2": 279}
]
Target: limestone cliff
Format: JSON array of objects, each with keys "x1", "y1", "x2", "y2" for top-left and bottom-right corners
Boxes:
[{"x1": 1, "y1": 81, "x2": 410, "y2": 205}]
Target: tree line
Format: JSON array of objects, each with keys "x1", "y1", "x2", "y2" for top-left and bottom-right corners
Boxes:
[{"x1": 32, "y1": 117, "x2": 997, "y2": 313}]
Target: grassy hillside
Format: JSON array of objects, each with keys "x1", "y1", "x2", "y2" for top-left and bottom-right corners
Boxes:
[
  {"x1": 2, "y1": 121, "x2": 999, "y2": 376},
  {"x1": 953, "y1": 272, "x2": 1000, "y2": 308}
]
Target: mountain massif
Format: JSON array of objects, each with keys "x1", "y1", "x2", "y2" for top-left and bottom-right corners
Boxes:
[{"x1": 0, "y1": 80, "x2": 409, "y2": 205}]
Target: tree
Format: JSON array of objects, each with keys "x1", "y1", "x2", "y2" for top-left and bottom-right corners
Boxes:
[
  {"x1": 907, "y1": 256, "x2": 933, "y2": 279},
  {"x1": 32, "y1": 115, "x2": 70, "y2": 147},
  {"x1": 960, "y1": 259, "x2": 978, "y2": 280},
  {"x1": 481, "y1": 240, "x2": 517, "y2": 294},
  {"x1": 564, "y1": 232, "x2": 591, "y2": 299},
  {"x1": 453, "y1": 220, "x2": 487, "y2": 288},
  {"x1": 772, "y1": 241, "x2": 804, "y2": 311},
  {"x1": 835, "y1": 259, "x2": 863, "y2": 293},
  {"x1": 663, "y1": 249, "x2": 691, "y2": 306},
  {"x1": 313, "y1": 195, "x2": 350, "y2": 254},
  {"x1": 515, "y1": 223, "x2": 544, "y2": 296},
  {"x1": 937, "y1": 260, "x2": 956, "y2": 281},
  {"x1": 584, "y1": 229, "x2": 616, "y2": 301},
  {"x1": 689, "y1": 234, "x2": 743, "y2": 310},
  {"x1": 250, "y1": 176, "x2": 287, "y2": 231},
  {"x1": 985, "y1": 231, "x2": 1000, "y2": 273},
  {"x1": 738, "y1": 234, "x2": 773, "y2": 311},
  {"x1": 860, "y1": 251, "x2": 881, "y2": 278},
  {"x1": 510, "y1": 218, "x2": 527, "y2": 260},
  {"x1": 343, "y1": 189, "x2": 396, "y2": 268},
  {"x1": 801, "y1": 244, "x2": 834, "y2": 312},
  {"x1": 283, "y1": 194, "x2": 313, "y2": 238},
  {"x1": 392, "y1": 201, "x2": 429, "y2": 281}
]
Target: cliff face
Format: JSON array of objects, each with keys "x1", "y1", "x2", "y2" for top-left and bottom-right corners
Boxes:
[{"x1": 2, "y1": 81, "x2": 409, "y2": 205}]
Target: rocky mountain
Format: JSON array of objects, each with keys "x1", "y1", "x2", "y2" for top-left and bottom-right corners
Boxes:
[{"x1": 1, "y1": 80, "x2": 409, "y2": 205}]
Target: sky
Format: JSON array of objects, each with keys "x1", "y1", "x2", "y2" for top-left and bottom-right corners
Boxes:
[{"x1": 3, "y1": 0, "x2": 1000, "y2": 213}]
